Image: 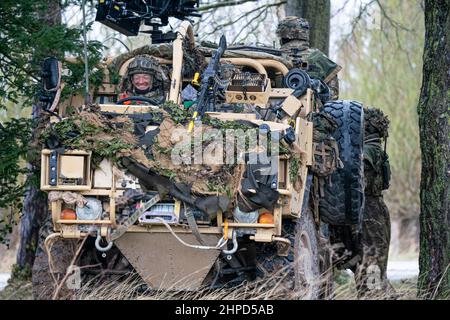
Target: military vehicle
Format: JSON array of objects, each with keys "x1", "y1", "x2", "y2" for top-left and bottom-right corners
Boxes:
[{"x1": 31, "y1": 1, "x2": 365, "y2": 300}]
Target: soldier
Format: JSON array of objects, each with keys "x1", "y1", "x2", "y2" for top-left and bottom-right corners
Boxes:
[
  {"x1": 355, "y1": 107, "x2": 395, "y2": 299},
  {"x1": 276, "y1": 16, "x2": 341, "y2": 100},
  {"x1": 119, "y1": 54, "x2": 169, "y2": 105}
]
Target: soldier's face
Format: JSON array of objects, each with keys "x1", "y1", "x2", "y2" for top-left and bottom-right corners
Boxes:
[{"x1": 132, "y1": 73, "x2": 153, "y2": 91}]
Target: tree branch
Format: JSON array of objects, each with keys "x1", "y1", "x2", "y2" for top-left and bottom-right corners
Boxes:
[
  {"x1": 198, "y1": 0, "x2": 259, "y2": 12},
  {"x1": 331, "y1": 0, "x2": 351, "y2": 19},
  {"x1": 375, "y1": 0, "x2": 410, "y2": 32},
  {"x1": 231, "y1": 1, "x2": 284, "y2": 44}
]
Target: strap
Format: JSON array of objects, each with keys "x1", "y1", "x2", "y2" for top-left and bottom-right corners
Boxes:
[
  {"x1": 184, "y1": 202, "x2": 207, "y2": 246},
  {"x1": 111, "y1": 193, "x2": 161, "y2": 240}
]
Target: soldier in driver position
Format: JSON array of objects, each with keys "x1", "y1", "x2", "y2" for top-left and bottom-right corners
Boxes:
[{"x1": 119, "y1": 54, "x2": 169, "y2": 104}]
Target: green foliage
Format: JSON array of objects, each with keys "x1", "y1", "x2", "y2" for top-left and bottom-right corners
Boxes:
[
  {"x1": 153, "y1": 168, "x2": 177, "y2": 181},
  {"x1": 337, "y1": 0, "x2": 423, "y2": 220},
  {"x1": 0, "y1": 0, "x2": 105, "y2": 110},
  {"x1": 153, "y1": 141, "x2": 172, "y2": 155},
  {"x1": 0, "y1": 118, "x2": 32, "y2": 245},
  {"x1": 206, "y1": 179, "x2": 231, "y2": 196},
  {"x1": 203, "y1": 116, "x2": 253, "y2": 131},
  {"x1": 0, "y1": 1, "x2": 105, "y2": 245},
  {"x1": 10, "y1": 264, "x2": 32, "y2": 282},
  {"x1": 40, "y1": 114, "x2": 135, "y2": 165},
  {"x1": 163, "y1": 101, "x2": 192, "y2": 124}
]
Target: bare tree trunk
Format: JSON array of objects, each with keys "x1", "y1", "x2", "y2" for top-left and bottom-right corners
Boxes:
[
  {"x1": 285, "y1": 0, "x2": 330, "y2": 55},
  {"x1": 417, "y1": 0, "x2": 450, "y2": 299},
  {"x1": 16, "y1": 0, "x2": 62, "y2": 277}
]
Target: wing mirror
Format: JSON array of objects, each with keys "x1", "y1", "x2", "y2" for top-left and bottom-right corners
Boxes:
[{"x1": 39, "y1": 57, "x2": 62, "y2": 111}]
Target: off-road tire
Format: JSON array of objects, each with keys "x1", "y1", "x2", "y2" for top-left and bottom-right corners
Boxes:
[
  {"x1": 292, "y1": 208, "x2": 322, "y2": 299},
  {"x1": 256, "y1": 209, "x2": 332, "y2": 300},
  {"x1": 320, "y1": 100, "x2": 365, "y2": 226}
]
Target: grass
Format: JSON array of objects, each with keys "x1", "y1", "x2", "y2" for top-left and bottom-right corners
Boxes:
[
  {"x1": 0, "y1": 278, "x2": 33, "y2": 300},
  {"x1": 332, "y1": 270, "x2": 418, "y2": 300},
  {"x1": 0, "y1": 266, "x2": 420, "y2": 300}
]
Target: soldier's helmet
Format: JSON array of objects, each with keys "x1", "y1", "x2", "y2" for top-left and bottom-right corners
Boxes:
[
  {"x1": 120, "y1": 55, "x2": 168, "y2": 93},
  {"x1": 364, "y1": 107, "x2": 390, "y2": 138},
  {"x1": 276, "y1": 16, "x2": 310, "y2": 44}
]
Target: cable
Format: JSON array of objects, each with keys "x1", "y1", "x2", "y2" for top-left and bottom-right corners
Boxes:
[{"x1": 153, "y1": 217, "x2": 228, "y2": 250}]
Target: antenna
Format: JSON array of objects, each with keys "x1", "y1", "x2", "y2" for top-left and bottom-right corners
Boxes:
[{"x1": 82, "y1": 0, "x2": 90, "y2": 104}]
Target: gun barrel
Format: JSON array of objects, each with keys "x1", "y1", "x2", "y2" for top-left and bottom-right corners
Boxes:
[{"x1": 187, "y1": 35, "x2": 227, "y2": 132}]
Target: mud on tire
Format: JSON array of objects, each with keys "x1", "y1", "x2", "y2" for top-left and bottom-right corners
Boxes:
[
  {"x1": 319, "y1": 100, "x2": 365, "y2": 226},
  {"x1": 255, "y1": 210, "x2": 332, "y2": 300}
]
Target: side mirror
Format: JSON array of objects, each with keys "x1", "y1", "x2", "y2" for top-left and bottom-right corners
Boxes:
[
  {"x1": 42, "y1": 57, "x2": 61, "y2": 90},
  {"x1": 39, "y1": 57, "x2": 62, "y2": 111}
]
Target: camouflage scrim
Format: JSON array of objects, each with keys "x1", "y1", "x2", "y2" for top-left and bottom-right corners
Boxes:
[
  {"x1": 327, "y1": 75, "x2": 339, "y2": 101},
  {"x1": 355, "y1": 107, "x2": 394, "y2": 298},
  {"x1": 276, "y1": 16, "x2": 310, "y2": 43},
  {"x1": 364, "y1": 142, "x2": 386, "y2": 196},
  {"x1": 311, "y1": 112, "x2": 342, "y2": 180},
  {"x1": 355, "y1": 195, "x2": 394, "y2": 298},
  {"x1": 365, "y1": 107, "x2": 390, "y2": 139},
  {"x1": 364, "y1": 107, "x2": 391, "y2": 194},
  {"x1": 276, "y1": 17, "x2": 341, "y2": 100}
]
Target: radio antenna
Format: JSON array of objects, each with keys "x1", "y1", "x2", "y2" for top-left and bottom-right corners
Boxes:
[{"x1": 82, "y1": 0, "x2": 90, "y2": 104}]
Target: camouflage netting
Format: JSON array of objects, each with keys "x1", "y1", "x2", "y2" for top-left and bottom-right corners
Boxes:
[
  {"x1": 364, "y1": 107, "x2": 390, "y2": 138},
  {"x1": 276, "y1": 16, "x2": 310, "y2": 42},
  {"x1": 40, "y1": 104, "x2": 138, "y2": 165},
  {"x1": 107, "y1": 42, "x2": 292, "y2": 84},
  {"x1": 40, "y1": 103, "x2": 256, "y2": 200},
  {"x1": 108, "y1": 42, "x2": 209, "y2": 87}
]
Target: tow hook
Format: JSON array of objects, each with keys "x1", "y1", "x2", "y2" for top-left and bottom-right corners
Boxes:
[
  {"x1": 273, "y1": 237, "x2": 291, "y2": 257},
  {"x1": 95, "y1": 231, "x2": 113, "y2": 255},
  {"x1": 222, "y1": 230, "x2": 238, "y2": 255}
]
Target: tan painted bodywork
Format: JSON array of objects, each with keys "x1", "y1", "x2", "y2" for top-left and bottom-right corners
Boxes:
[
  {"x1": 42, "y1": 21, "x2": 317, "y2": 290},
  {"x1": 115, "y1": 233, "x2": 221, "y2": 290}
]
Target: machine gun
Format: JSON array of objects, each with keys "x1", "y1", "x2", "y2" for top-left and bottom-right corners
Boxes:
[
  {"x1": 95, "y1": 0, "x2": 200, "y2": 43},
  {"x1": 188, "y1": 35, "x2": 227, "y2": 132}
]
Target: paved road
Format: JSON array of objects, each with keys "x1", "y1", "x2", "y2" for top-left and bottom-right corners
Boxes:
[{"x1": 387, "y1": 260, "x2": 419, "y2": 281}]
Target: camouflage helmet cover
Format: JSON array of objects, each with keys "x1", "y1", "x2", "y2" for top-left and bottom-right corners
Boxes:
[
  {"x1": 276, "y1": 16, "x2": 310, "y2": 41},
  {"x1": 120, "y1": 54, "x2": 169, "y2": 92},
  {"x1": 127, "y1": 55, "x2": 162, "y2": 77},
  {"x1": 364, "y1": 107, "x2": 390, "y2": 138}
]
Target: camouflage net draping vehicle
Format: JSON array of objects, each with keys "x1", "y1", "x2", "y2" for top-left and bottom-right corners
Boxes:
[{"x1": 32, "y1": 21, "x2": 366, "y2": 300}]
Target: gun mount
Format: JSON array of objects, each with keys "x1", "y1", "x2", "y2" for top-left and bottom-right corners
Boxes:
[{"x1": 95, "y1": 0, "x2": 200, "y2": 43}]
